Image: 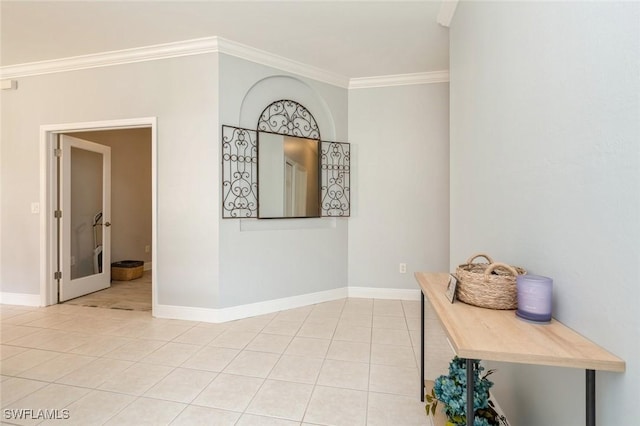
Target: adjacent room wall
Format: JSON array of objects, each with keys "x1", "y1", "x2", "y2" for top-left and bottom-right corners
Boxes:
[
  {"x1": 217, "y1": 54, "x2": 349, "y2": 308},
  {"x1": 0, "y1": 54, "x2": 220, "y2": 308},
  {"x1": 71, "y1": 128, "x2": 152, "y2": 266},
  {"x1": 348, "y1": 83, "x2": 450, "y2": 290},
  {"x1": 449, "y1": 2, "x2": 639, "y2": 424}
]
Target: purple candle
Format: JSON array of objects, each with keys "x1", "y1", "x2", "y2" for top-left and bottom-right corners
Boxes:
[{"x1": 516, "y1": 275, "x2": 553, "y2": 323}]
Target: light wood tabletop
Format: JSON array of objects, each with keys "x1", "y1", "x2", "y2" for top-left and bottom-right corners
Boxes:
[{"x1": 415, "y1": 272, "x2": 625, "y2": 372}]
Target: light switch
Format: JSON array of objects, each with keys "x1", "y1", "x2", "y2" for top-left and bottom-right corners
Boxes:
[{"x1": 31, "y1": 202, "x2": 40, "y2": 214}]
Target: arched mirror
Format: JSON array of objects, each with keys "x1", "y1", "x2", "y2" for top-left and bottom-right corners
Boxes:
[
  {"x1": 258, "y1": 132, "x2": 320, "y2": 218},
  {"x1": 222, "y1": 99, "x2": 350, "y2": 219},
  {"x1": 257, "y1": 100, "x2": 320, "y2": 218}
]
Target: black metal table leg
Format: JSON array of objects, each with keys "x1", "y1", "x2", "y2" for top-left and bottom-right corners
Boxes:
[
  {"x1": 466, "y1": 358, "x2": 474, "y2": 426},
  {"x1": 421, "y1": 291, "x2": 425, "y2": 402},
  {"x1": 586, "y1": 369, "x2": 595, "y2": 426}
]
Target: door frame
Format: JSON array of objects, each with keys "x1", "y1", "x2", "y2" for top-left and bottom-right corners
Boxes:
[{"x1": 39, "y1": 117, "x2": 157, "y2": 313}]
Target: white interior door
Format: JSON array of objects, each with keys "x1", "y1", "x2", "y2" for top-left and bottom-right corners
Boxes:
[{"x1": 59, "y1": 135, "x2": 111, "y2": 301}]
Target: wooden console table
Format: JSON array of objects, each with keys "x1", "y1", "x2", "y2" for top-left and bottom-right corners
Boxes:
[{"x1": 415, "y1": 272, "x2": 625, "y2": 426}]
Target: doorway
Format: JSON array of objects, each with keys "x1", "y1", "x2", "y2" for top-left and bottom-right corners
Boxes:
[
  {"x1": 58, "y1": 134, "x2": 113, "y2": 301},
  {"x1": 39, "y1": 118, "x2": 157, "y2": 313}
]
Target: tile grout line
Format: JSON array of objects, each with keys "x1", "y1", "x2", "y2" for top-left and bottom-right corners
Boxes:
[
  {"x1": 298, "y1": 298, "x2": 346, "y2": 424},
  {"x1": 364, "y1": 302, "x2": 374, "y2": 426},
  {"x1": 2, "y1": 298, "x2": 434, "y2": 425},
  {"x1": 228, "y1": 305, "x2": 309, "y2": 423}
]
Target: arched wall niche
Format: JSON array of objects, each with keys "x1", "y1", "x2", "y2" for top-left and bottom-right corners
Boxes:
[
  {"x1": 221, "y1": 73, "x2": 350, "y2": 219},
  {"x1": 217, "y1": 63, "x2": 350, "y2": 309},
  {"x1": 238, "y1": 75, "x2": 336, "y2": 141}
]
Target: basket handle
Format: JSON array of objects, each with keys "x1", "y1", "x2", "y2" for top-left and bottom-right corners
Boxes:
[
  {"x1": 484, "y1": 262, "x2": 519, "y2": 281},
  {"x1": 465, "y1": 253, "x2": 494, "y2": 265}
]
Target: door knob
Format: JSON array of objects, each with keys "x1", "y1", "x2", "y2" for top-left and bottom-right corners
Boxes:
[{"x1": 104, "y1": 222, "x2": 111, "y2": 227}]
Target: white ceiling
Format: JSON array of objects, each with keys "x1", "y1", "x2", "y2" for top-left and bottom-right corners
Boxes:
[{"x1": 0, "y1": 1, "x2": 450, "y2": 79}]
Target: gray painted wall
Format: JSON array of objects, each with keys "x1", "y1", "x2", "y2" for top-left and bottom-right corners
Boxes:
[
  {"x1": 348, "y1": 83, "x2": 450, "y2": 289},
  {"x1": 450, "y1": 2, "x2": 639, "y2": 424},
  {"x1": 217, "y1": 54, "x2": 349, "y2": 308},
  {"x1": 0, "y1": 54, "x2": 220, "y2": 308}
]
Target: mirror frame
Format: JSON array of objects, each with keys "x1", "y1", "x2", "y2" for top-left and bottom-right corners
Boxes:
[
  {"x1": 256, "y1": 100, "x2": 322, "y2": 219},
  {"x1": 221, "y1": 99, "x2": 350, "y2": 219},
  {"x1": 257, "y1": 131, "x2": 321, "y2": 219}
]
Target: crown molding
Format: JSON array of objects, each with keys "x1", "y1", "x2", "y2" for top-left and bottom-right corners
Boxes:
[
  {"x1": 0, "y1": 36, "x2": 350, "y2": 88},
  {"x1": 216, "y1": 38, "x2": 350, "y2": 88},
  {"x1": 1, "y1": 36, "x2": 446, "y2": 89},
  {"x1": 0, "y1": 37, "x2": 221, "y2": 80},
  {"x1": 349, "y1": 71, "x2": 450, "y2": 89}
]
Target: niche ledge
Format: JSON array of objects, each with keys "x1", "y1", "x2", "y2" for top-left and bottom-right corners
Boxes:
[{"x1": 239, "y1": 217, "x2": 337, "y2": 232}]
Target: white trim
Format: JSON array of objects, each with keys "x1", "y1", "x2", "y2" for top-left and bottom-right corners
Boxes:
[
  {"x1": 0, "y1": 292, "x2": 41, "y2": 306},
  {"x1": 150, "y1": 121, "x2": 158, "y2": 314},
  {"x1": 1, "y1": 36, "x2": 350, "y2": 88},
  {"x1": 39, "y1": 118, "x2": 157, "y2": 315},
  {"x1": 348, "y1": 286, "x2": 421, "y2": 301},
  {"x1": 40, "y1": 118, "x2": 154, "y2": 133},
  {"x1": 437, "y1": 0, "x2": 459, "y2": 28},
  {"x1": 155, "y1": 287, "x2": 348, "y2": 323},
  {"x1": 39, "y1": 129, "x2": 53, "y2": 306},
  {"x1": 349, "y1": 71, "x2": 450, "y2": 89},
  {"x1": 489, "y1": 391, "x2": 509, "y2": 424},
  {"x1": 2, "y1": 38, "x2": 220, "y2": 80},
  {"x1": 154, "y1": 304, "x2": 222, "y2": 324},
  {"x1": 216, "y1": 38, "x2": 349, "y2": 88},
  {"x1": 0, "y1": 36, "x2": 449, "y2": 90},
  {"x1": 155, "y1": 286, "x2": 420, "y2": 323}
]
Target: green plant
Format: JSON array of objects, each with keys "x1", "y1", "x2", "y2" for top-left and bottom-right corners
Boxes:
[{"x1": 426, "y1": 357, "x2": 508, "y2": 426}]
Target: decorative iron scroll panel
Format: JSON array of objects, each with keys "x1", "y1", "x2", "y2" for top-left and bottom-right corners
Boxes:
[
  {"x1": 320, "y1": 141, "x2": 350, "y2": 217},
  {"x1": 258, "y1": 99, "x2": 321, "y2": 140},
  {"x1": 223, "y1": 100, "x2": 350, "y2": 219},
  {"x1": 221, "y1": 126, "x2": 258, "y2": 218}
]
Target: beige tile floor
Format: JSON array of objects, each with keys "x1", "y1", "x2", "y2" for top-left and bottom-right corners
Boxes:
[
  {"x1": 1, "y1": 298, "x2": 453, "y2": 425},
  {"x1": 63, "y1": 271, "x2": 152, "y2": 312}
]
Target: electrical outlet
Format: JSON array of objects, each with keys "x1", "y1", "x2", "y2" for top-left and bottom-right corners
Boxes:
[
  {"x1": 71, "y1": 256, "x2": 76, "y2": 266},
  {"x1": 144, "y1": 245, "x2": 151, "y2": 253},
  {"x1": 399, "y1": 263, "x2": 407, "y2": 274}
]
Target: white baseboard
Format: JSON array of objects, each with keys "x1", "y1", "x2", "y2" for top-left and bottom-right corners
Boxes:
[
  {"x1": 154, "y1": 304, "x2": 222, "y2": 323},
  {"x1": 143, "y1": 262, "x2": 152, "y2": 271},
  {"x1": 0, "y1": 292, "x2": 42, "y2": 306},
  {"x1": 155, "y1": 286, "x2": 419, "y2": 323},
  {"x1": 491, "y1": 394, "x2": 506, "y2": 415},
  {"x1": 348, "y1": 286, "x2": 421, "y2": 301},
  {"x1": 155, "y1": 286, "x2": 348, "y2": 323},
  {"x1": 2, "y1": 285, "x2": 418, "y2": 319},
  {"x1": 489, "y1": 391, "x2": 510, "y2": 425}
]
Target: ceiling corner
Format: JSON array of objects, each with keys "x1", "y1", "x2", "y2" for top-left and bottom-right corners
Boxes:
[{"x1": 437, "y1": 0, "x2": 459, "y2": 28}]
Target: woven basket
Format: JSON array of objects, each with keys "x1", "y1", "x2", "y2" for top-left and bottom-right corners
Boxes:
[
  {"x1": 111, "y1": 260, "x2": 144, "y2": 281},
  {"x1": 455, "y1": 253, "x2": 526, "y2": 310}
]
